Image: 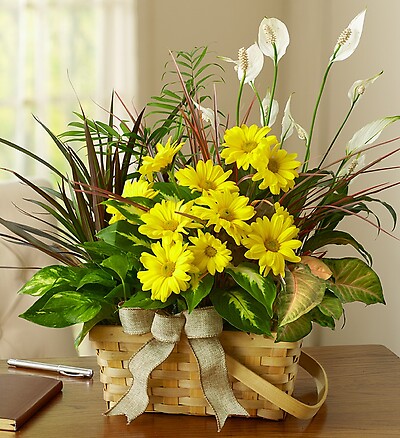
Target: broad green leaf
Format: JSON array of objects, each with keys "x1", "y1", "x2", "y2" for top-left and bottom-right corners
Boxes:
[
  {"x1": 74, "y1": 303, "x2": 118, "y2": 348},
  {"x1": 97, "y1": 221, "x2": 151, "y2": 250},
  {"x1": 18, "y1": 266, "x2": 79, "y2": 296},
  {"x1": 122, "y1": 290, "x2": 175, "y2": 309},
  {"x1": 324, "y1": 258, "x2": 384, "y2": 305},
  {"x1": 210, "y1": 287, "x2": 271, "y2": 335},
  {"x1": 183, "y1": 275, "x2": 214, "y2": 313},
  {"x1": 303, "y1": 230, "x2": 372, "y2": 265},
  {"x1": 277, "y1": 264, "x2": 326, "y2": 326},
  {"x1": 101, "y1": 254, "x2": 133, "y2": 281},
  {"x1": 226, "y1": 263, "x2": 276, "y2": 317},
  {"x1": 20, "y1": 292, "x2": 102, "y2": 328},
  {"x1": 77, "y1": 270, "x2": 116, "y2": 290},
  {"x1": 310, "y1": 307, "x2": 335, "y2": 330},
  {"x1": 318, "y1": 293, "x2": 344, "y2": 320},
  {"x1": 276, "y1": 314, "x2": 312, "y2": 342},
  {"x1": 347, "y1": 116, "x2": 400, "y2": 153}
]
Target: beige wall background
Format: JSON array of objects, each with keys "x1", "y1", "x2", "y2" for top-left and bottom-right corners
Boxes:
[{"x1": 134, "y1": 0, "x2": 400, "y2": 355}]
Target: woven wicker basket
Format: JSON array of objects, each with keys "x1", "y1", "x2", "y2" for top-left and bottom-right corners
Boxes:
[{"x1": 90, "y1": 325, "x2": 303, "y2": 421}]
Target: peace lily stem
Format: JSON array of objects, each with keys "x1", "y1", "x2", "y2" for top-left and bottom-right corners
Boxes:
[
  {"x1": 319, "y1": 99, "x2": 357, "y2": 168},
  {"x1": 236, "y1": 74, "x2": 246, "y2": 126},
  {"x1": 266, "y1": 44, "x2": 278, "y2": 126},
  {"x1": 304, "y1": 47, "x2": 340, "y2": 172},
  {"x1": 250, "y1": 82, "x2": 266, "y2": 126}
]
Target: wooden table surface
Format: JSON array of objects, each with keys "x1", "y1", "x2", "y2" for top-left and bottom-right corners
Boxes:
[{"x1": 0, "y1": 344, "x2": 399, "y2": 437}]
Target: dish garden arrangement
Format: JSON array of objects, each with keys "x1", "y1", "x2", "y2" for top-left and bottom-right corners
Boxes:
[{"x1": 1, "y1": 9, "x2": 398, "y2": 430}]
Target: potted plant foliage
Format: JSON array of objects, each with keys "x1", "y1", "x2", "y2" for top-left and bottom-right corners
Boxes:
[{"x1": 1, "y1": 10, "x2": 398, "y2": 430}]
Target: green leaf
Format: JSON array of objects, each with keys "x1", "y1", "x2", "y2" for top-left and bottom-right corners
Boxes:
[
  {"x1": 318, "y1": 292, "x2": 343, "y2": 319},
  {"x1": 101, "y1": 254, "x2": 133, "y2": 282},
  {"x1": 97, "y1": 221, "x2": 150, "y2": 250},
  {"x1": 324, "y1": 258, "x2": 385, "y2": 305},
  {"x1": 18, "y1": 266, "x2": 79, "y2": 296},
  {"x1": 276, "y1": 314, "x2": 312, "y2": 342},
  {"x1": 310, "y1": 307, "x2": 335, "y2": 329},
  {"x1": 77, "y1": 269, "x2": 116, "y2": 290},
  {"x1": 210, "y1": 287, "x2": 271, "y2": 335},
  {"x1": 303, "y1": 230, "x2": 372, "y2": 265},
  {"x1": 277, "y1": 264, "x2": 326, "y2": 326},
  {"x1": 226, "y1": 263, "x2": 276, "y2": 317},
  {"x1": 20, "y1": 292, "x2": 103, "y2": 328},
  {"x1": 183, "y1": 275, "x2": 214, "y2": 313},
  {"x1": 122, "y1": 290, "x2": 175, "y2": 309}
]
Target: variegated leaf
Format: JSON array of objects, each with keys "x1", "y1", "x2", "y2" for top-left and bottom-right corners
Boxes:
[
  {"x1": 210, "y1": 287, "x2": 271, "y2": 335},
  {"x1": 277, "y1": 264, "x2": 326, "y2": 326},
  {"x1": 226, "y1": 263, "x2": 276, "y2": 317}
]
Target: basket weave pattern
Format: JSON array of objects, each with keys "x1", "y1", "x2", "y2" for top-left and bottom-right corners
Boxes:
[{"x1": 90, "y1": 325, "x2": 302, "y2": 421}]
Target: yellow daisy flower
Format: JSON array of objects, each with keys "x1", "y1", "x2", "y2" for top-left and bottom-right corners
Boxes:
[
  {"x1": 137, "y1": 239, "x2": 194, "y2": 302},
  {"x1": 273, "y1": 202, "x2": 294, "y2": 223},
  {"x1": 138, "y1": 199, "x2": 199, "y2": 240},
  {"x1": 189, "y1": 230, "x2": 232, "y2": 275},
  {"x1": 252, "y1": 143, "x2": 301, "y2": 195},
  {"x1": 175, "y1": 160, "x2": 238, "y2": 194},
  {"x1": 221, "y1": 124, "x2": 276, "y2": 170},
  {"x1": 139, "y1": 138, "x2": 183, "y2": 181},
  {"x1": 192, "y1": 191, "x2": 255, "y2": 245},
  {"x1": 107, "y1": 179, "x2": 158, "y2": 224},
  {"x1": 243, "y1": 213, "x2": 301, "y2": 277}
]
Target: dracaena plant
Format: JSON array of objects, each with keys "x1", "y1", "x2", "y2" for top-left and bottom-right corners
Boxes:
[{"x1": 1, "y1": 11, "x2": 399, "y2": 347}]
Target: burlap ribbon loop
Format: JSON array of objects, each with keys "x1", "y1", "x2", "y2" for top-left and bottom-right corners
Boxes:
[{"x1": 106, "y1": 307, "x2": 248, "y2": 431}]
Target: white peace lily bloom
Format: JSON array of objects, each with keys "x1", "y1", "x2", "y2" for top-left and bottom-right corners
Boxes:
[
  {"x1": 346, "y1": 116, "x2": 400, "y2": 153},
  {"x1": 348, "y1": 71, "x2": 383, "y2": 104},
  {"x1": 258, "y1": 17, "x2": 290, "y2": 62},
  {"x1": 280, "y1": 94, "x2": 307, "y2": 143},
  {"x1": 281, "y1": 95, "x2": 294, "y2": 141},
  {"x1": 261, "y1": 89, "x2": 279, "y2": 127},
  {"x1": 338, "y1": 154, "x2": 366, "y2": 177},
  {"x1": 220, "y1": 43, "x2": 264, "y2": 84},
  {"x1": 192, "y1": 100, "x2": 220, "y2": 128},
  {"x1": 331, "y1": 10, "x2": 366, "y2": 62},
  {"x1": 293, "y1": 121, "x2": 309, "y2": 143}
]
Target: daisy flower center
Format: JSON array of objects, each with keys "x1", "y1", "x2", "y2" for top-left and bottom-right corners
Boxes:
[
  {"x1": 264, "y1": 239, "x2": 279, "y2": 252},
  {"x1": 220, "y1": 208, "x2": 234, "y2": 221},
  {"x1": 164, "y1": 219, "x2": 179, "y2": 231},
  {"x1": 204, "y1": 245, "x2": 217, "y2": 257},
  {"x1": 203, "y1": 179, "x2": 217, "y2": 190},
  {"x1": 242, "y1": 140, "x2": 258, "y2": 152},
  {"x1": 161, "y1": 261, "x2": 176, "y2": 277},
  {"x1": 268, "y1": 158, "x2": 279, "y2": 173}
]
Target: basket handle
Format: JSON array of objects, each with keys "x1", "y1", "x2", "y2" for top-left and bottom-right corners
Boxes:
[{"x1": 225, "y1": 351, "x2": 328, "y2": 420}]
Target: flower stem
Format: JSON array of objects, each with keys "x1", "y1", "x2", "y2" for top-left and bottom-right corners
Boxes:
[
  {"x1": 266, "y1": 44, "x2": 278, "y2": 126},
  {"x1": 250, "y1": 82, "x2": 265, "y2": 125},
  {"x1": 319, "y1": 100, "x2": 357, "y2": 168},
  {"x1": 236, "y1": 74, "x2": 246, "y2": 126}
]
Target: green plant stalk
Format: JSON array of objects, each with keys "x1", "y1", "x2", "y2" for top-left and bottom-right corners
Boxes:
[
  {"x1": 303, "y1": 61, "x2": 334, "y2": 171},
  {"x1": 250, "y1": 82, "x2": 265, "y2": 125},
  {"x1": 319, "y1": 99, "x2": 357, "y2": 168},
  {"x1": 236, "y1": 74, "x2": 246, "y2": 126},
  {"x1": 266, "y1": 44, "x2": 278, "y2": 126}
]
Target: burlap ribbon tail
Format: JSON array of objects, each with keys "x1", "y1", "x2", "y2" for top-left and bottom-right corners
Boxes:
[{"x1": 106, "y1": 307, "x2": 249, "y2": 430}]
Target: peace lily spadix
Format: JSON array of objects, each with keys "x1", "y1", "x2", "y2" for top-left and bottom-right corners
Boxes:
[
  {"x1": 258, "y1": 17, "x2": 289, "y2": 63},
  {"x1": 348, "y1": 71, "x2": 383, "y2": 105},
  {"x1": 280, "y1": 94, "x2": 308, "y2": 145},
  {"x1": 331, "y1": 9, "x2": 366, "y2": 62},
  {"x1": 221, "y1": 43, "x2": 264, "y2": 84}
]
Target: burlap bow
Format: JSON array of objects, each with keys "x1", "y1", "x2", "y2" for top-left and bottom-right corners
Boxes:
[{"x1": 106, "y1": 306, "x2": 249, "y2": 431}]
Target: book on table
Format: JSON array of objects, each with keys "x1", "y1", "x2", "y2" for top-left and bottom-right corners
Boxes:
[{"x1": 0, "y1": 374, "x2": 63, "y2": 431}]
